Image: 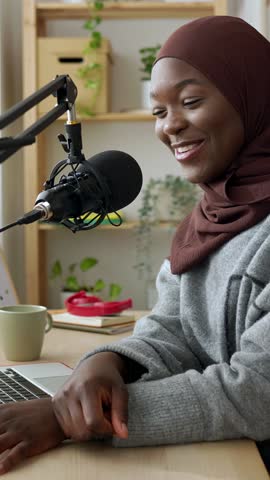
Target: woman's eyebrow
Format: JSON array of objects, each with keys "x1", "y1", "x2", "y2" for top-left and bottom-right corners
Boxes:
[{"x1": 150, "y1": 78, "x2": 203, "y2": 99}]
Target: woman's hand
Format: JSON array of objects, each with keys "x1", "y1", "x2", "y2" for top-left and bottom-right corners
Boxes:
[
  {"x1": 52, "y1": 352, "x2": 129, "y2": 442},
  {"x1": 0, "y1": 398, "x2": 66, "y2": 475}
]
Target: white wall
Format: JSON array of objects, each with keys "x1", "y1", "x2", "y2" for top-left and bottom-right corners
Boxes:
[
  {"x1": 228, "y1": 0, "x2": 267, "y2": 35},
  {"x1": 0, "y1": 0, "x2": 24, "y2": 301}
]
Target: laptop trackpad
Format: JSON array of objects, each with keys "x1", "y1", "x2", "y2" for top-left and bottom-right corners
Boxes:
[{"x1": 34, "y1": 375, "x2": 70, "y2": 395}]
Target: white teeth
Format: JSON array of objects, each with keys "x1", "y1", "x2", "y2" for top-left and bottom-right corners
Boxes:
[{"x1": 176, "y1": 143, "x2": 199, "y2": 154}]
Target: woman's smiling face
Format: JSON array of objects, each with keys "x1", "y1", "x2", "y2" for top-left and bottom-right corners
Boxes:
[{"x1": 151, "y1": 57, "x2": 245, "y2": 184}]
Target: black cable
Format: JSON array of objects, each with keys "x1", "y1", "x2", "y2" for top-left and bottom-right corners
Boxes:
[
  {"x1": 106, "y1": 210, "x2": 122, "y2": 227},
  {"x1": 17, "y1": 209, "x2": 44, "y2": 225},
  {"x1": 0, "y1": 220, "x2": 21, "y2": 233},
  {"x1": 0, "y1": 209, "x2": 44, "y2": 233}
]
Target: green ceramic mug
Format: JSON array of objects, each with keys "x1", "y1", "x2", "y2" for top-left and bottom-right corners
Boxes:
[{"x1": 0, "y1": 305, "x2": 53, "y2": 361}]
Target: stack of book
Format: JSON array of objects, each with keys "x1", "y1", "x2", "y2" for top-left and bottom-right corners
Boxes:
[{"x1": 52, "y1": 311, "x2": 135, "y2": 335}]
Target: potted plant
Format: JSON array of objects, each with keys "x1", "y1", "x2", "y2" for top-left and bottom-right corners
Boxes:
[
  {"x1": 139, "y1": 44, "x2": 161, "y2": 110},
  {"x1": 50, "y1": 256, "x2": 122, "y2": 307},
  {"x1": 135, "y1": 175, "x2": 199, "y2": 288}
]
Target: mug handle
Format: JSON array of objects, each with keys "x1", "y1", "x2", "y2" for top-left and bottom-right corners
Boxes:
[{"x1": 45, "y1": 312, "x2": 53, "y2": 333}]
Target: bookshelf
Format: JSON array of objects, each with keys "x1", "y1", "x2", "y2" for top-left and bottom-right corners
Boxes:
[{"x1": 23, "y1": 0, "x2": 228, "y2": 305}]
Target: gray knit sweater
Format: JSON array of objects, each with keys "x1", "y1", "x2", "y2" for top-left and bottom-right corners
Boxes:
[{"x1": 83, "y1": 214, "x2": 270, "y2": 447}]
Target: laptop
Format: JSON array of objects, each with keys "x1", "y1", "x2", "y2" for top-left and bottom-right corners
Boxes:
[
  {"x1": 0, "y1": 362, "x2": 73, "y2": 403},
  {"x1": 0, "y1": 254, "x2": 74, "y2": 403}
]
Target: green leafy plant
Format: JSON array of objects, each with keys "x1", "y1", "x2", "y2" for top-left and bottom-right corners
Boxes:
[
  {"x1": 50, "y1": 256, "x2": 122, "y2": 301},
  {"x1": 139, "y1": 44, "x2": 161, "y2": 81},
  {"x1": 135, "y1": 175, "x2": 199, "y2": 280},
  {"x1": 76, "y1": 0, "x2": 105, "y2": 116}
]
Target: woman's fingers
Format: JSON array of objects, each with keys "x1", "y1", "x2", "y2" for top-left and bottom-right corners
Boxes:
[
  {"x1": 111, "y1": 385, "x2": 129, "y2": 438},
  {"x1": 0, "y1": 399, "x2": 65, "y2": 475},
  {"x1": 0, "y1": 433, "x2": 17, "y2": 454},
  {"x1": 0, "y1": 442, "x2": 28, "y2": 475},
  {"x1": 53, "y1": 386, "x2": 113, "y2": 441},
  {"x1": 52, "y1": 353, "x2": 131, "y2": 442},
  {"x1": 80, "y1": 387, "x2": 114, "y2": 439}
]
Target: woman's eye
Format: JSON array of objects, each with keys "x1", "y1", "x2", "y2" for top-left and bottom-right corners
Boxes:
[
  {"x1": 152, "y1": 109, "x2": 166, "y2": 117},
  {"x1": 183, "y1": 98, "x2": 202, "y2": 107}
]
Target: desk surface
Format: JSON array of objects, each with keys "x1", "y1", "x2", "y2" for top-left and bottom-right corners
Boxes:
[{"x1": 0, "y1": 312, "x2": 269, "y2": 480}]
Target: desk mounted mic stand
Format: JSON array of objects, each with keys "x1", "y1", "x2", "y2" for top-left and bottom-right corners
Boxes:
[
  {"x1": 0, "y1": 74, "x2": 88, "y2": 233},
  {"x1": 0, "y1": 74, "x2": 83, "y2": 165},
  {"x1": 0, "y1": 74, "x2": 115, "y2": 234}
]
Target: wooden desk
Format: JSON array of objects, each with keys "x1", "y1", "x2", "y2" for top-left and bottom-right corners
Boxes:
[{"x1": 0, "y1": 315, "x2": 269, "y2": 479}]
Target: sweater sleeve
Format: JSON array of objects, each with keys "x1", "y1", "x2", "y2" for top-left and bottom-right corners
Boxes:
[
  {"x1": 80, "y1": 261, "x2": 270, "y2": 448},
  {"x1": 80, "y1": 260, "x2": 202, "y2": 381},
  {"x1": 111, "y1": 310, "x2": 270, "y2": 447}
]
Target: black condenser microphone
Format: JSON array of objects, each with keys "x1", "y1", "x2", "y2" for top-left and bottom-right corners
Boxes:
[
  {"x1": 35, "y1": 150, "x2": 142, "y2": 220},
  {"x1": 13, "y1": 150, "x2": 142, "y2": 233},
  {"x1": 0, "y1": 150, "x2": 142, "y2": 234}
]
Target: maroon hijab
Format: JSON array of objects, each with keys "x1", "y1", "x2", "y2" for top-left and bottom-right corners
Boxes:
[{"x1": 155, "y1": 16, "x2": 270, "y2": 274}]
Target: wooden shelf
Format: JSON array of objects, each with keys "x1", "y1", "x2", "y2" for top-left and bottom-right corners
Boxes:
[
  {"x1": 52, "y1": 111, "x2": 154, "y2": 122},
  {"x1": 38, "y1": 220, "x2": 179, "y2": 232},
  {"x1": 39, "y1": 221, "x2": 138, "y2": 231},
  {"x1": 36, "y1": 2, "x2": 215, "y2": 20}
]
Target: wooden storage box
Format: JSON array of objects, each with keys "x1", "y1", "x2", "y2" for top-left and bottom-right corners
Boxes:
[{"x1": 37, "y1": 37, "x2": 112, "y2": 114}]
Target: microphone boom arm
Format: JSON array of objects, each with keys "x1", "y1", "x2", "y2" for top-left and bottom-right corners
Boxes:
[
  {"x1": 0, "y1": 74, "x2": 78, "y2": 164},
  {"x1": 0, "y1": 75, "x2": 133, "y2": 235}
]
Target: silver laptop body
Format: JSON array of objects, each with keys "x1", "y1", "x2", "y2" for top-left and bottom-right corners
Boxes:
[{"x1": 0, "y1": 362, "x2": 73, "y2": 403}]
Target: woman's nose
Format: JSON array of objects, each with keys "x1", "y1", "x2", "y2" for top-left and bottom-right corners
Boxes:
[{"x1": 163, "y1": 111, "x2": 187, "y2": 136}]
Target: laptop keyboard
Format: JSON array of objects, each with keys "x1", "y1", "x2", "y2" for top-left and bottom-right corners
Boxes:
[{"x1": 0, "y1": 368, "x2": 50, "y2": 403}]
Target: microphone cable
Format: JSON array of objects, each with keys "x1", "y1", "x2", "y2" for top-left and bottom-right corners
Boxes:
[{"x1": 0, "y1": 209, "x2": 44, "y2": 232}]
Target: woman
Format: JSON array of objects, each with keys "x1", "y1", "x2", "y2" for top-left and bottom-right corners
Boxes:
[{"x1": 1, "y1": 14, "x2": 270, "y2": 474}]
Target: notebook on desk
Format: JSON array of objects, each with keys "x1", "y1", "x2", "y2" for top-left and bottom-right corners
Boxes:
[
  {"x1": 0, "y1": 362, "x2": 73, "y2": 404},
  {"x1": 52, "y1": 311, "x2": 135, "y2": 335}
]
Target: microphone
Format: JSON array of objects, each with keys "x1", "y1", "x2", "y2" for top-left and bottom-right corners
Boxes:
[{"x1": 0, "y1": 150, "x2": 143, "y2": 233}]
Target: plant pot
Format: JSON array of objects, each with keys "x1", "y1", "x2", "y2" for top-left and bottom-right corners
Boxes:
[
  {"x1": 60, "y1": 291, "x2": 76, "y2": 308},
  {"x1": 141, "y1": 80, "x2": 152, "y2": 110},
  {"x1": 154, "y1": 185, "x2": 200, "y2": 223},
  {"x1": 154, "y1": 189, "x2": 174, "y2": 222}
]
